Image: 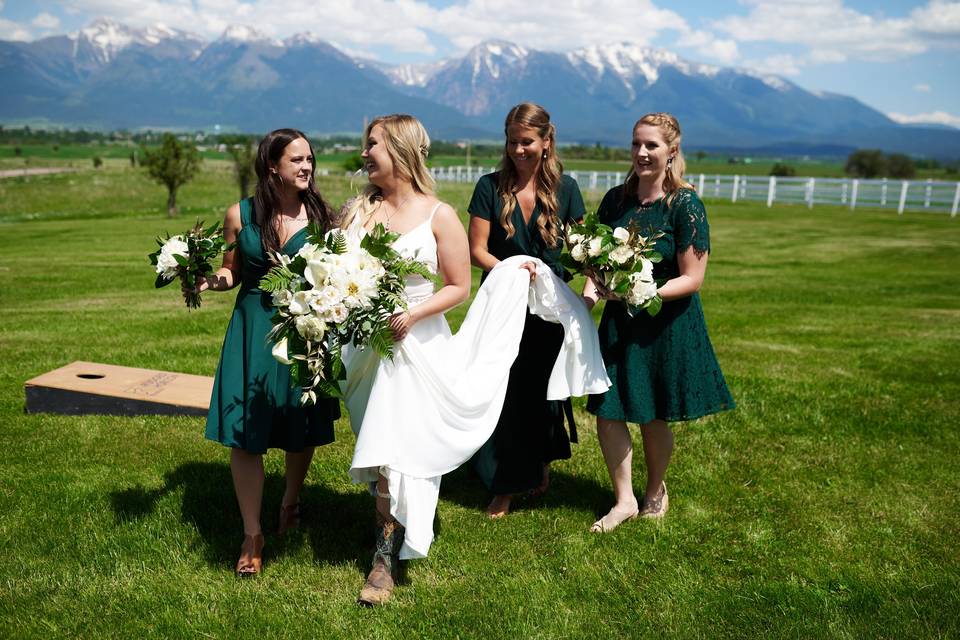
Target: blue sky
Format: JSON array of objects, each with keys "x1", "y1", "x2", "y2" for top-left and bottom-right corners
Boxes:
[{"x1": 2, "y1": 0, "x2": 958, "y2": 127}]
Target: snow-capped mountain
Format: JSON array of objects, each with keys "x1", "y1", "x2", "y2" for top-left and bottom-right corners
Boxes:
[{"x1": 2, "y1": 19, "x2": 957, "y2": 157}]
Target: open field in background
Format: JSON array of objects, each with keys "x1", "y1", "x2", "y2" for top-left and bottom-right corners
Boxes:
[
  {"x1": 2, "y1": 143, "x2": 957, "y2": 180},
  {"x1": 1, "y1": 163, "x2": 958, "y2": 638}
]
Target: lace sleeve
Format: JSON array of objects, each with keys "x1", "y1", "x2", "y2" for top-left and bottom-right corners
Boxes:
[{"x1": 672, "y1": 189, "x2": 710, "y2": 258}]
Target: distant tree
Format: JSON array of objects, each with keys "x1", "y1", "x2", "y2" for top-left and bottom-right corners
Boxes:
[
  {"x1": 770, "y1": 162, "x2": 796, "y2": 177},
  {"x1": 695, "y1": 150, "x2": 706, "y2": 161},
  {"x1": 52, "y1": 144, "x2": 59, "y2": 152},
  {"x1": 92, "y1": 156, "x2": 103, "y2": 169},
  {"x1": 141, "y1": 133, "x2": 202, "y2": 218},
  {"x1": 343, "y1": 154, "x2": 364, "y2": 173},
  {"x1": 222, "y1": 136, "x2": 257, "y2": 198},
  {"x1": 914, "y1": 158, "x2": 940, "y2": 170},
  {"x1": 845, "y1": 149, "x2": 886, "y2": 178},
  {"x1": 129, "y1": 150, "x2": 137, "y2": 167},
  {"x1": 13, "y1": 146, "x2": 21, "y2": 157},
  {"x1": 886, "y1": 153, "x2": 916, "y2": 179}
]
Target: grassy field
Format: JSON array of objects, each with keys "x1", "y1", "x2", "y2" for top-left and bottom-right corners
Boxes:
[{"x1": 0, "y1": 163, "x2": 958, "y2": 638}]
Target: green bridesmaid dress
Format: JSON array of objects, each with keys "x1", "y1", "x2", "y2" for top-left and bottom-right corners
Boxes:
[
  {"x1": 205, "y1": 197, "x2": 338, "y2": 454},
  {"x1": 587, "y1": 187, "x2": 735, "y2": 424}
]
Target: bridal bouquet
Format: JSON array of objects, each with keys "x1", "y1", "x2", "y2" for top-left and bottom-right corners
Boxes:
[
  {"x1": 259, "y1": 223, "x2": 433, "y2": 405},
  {"x1": 148, "y1": 220, "x2": 233, "y2": 309},
  {"x1": 562, "y1": 214, "x2": 664, "y2": 316}
]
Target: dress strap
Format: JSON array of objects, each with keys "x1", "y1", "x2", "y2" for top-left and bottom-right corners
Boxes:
[
  {"x1": 426, "y1": 201, "x2": 443, "y2": 224},
  {"x1": 239, "y1": 197, "x2": 254, "y2": 228}
]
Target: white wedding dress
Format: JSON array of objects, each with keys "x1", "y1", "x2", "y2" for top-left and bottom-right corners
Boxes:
[{"x1": 341, "y1": 205, "x2": 610, "y2": 559}]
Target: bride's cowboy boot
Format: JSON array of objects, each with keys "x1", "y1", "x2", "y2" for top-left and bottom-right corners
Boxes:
[{"x1": 358, "y1": 515, "x2": 405, "y2": 606}]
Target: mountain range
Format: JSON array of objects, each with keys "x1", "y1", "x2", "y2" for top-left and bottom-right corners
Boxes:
[{"x1": 2, "y1": 18, "x2": 957, "y2": 158}]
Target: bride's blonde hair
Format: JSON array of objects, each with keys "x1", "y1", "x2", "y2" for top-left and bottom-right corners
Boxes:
[{"x1": 340, "y1": 114, "x2": 436, "y2": 229}]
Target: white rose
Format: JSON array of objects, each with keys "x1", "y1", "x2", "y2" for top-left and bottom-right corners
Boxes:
[
  {"x1": 627, "y1": 272, "x2": 658, "y2": 306},
  {"x1": 587, "y1": 237, "x2": 603, "y2": 257},
  {"x1": 639, "y1": 257, "x2": 654, "y2": 281},
  {"x1": 156, "y1": 236, "x2": 189, "y2": 278},
  {"x1": 288, "y1": 290, "x2": 318, "y2": 315},
  {"x1": 271, "y1": 337, "x2": 293, "y2": 364},
  {"x1": 271, "y1": 289, "x2": 293, "y2": 308},
  {"x1": 568, "y1": 233, "x2": 584, "y2": 245},
  {"x1": 295, "y1": 315, "x2": 326, "y2": 341},
  {"x1": 612, "y1": 227, "x2": 630, "y2": 243},
  {"x1": 609, "y1": 245, "x2": 634, "y2": 265},
  {"x1": 326, "y1": 304, "x2": 349, "y2": 324},
  {"x1": 571, "y1": 243, "x2": 586, "y2": 262}
]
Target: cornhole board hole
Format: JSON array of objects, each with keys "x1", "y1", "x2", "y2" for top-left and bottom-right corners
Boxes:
[{"x1": 24, "y1": 361, "x2": 213, "y2": 417}]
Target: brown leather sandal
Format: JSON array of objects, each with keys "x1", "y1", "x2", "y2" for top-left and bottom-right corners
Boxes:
[{"x1": 235, "y1": 533, "x2": 264, "y2": 577}]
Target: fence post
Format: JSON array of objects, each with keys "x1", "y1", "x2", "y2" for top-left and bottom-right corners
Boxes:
[
  {"x1": 456, "y1": 166, "x2": 462, "y2": 181},
  {"x1": 698, "y1": 173, "x2": 705, "y2": 194},
  {"x1": 898, "y1": 181, "x2": 909, "y2": 215},
  {"x1": 807, "y1": 178, "x2": 815, "y2": 209},
  {"x1": 841, "y1": 180, "x2": 848, "y2": 204},
  {"x1": 881, "y1": 178, "x2": 888, "y2": 206},
  {"x1": 731, "y1": 175, "x2": 740, "y2": 203},
  {"x1": 850, "y1": 179, "x2": 859, "y2": 211},
  {"x1": 951, "y1": 182, "x2": 960, "y2": 218},
  {"x1": 714, "y1": 175, "x2": 721, "y2": 197},
  {"x1": 766, "y1": 176, "x2": 776, "y2": 207},
  {"x1": 924, "y1": 179, "x2": 932, "y2": 208},
  {"x1": 590, "y1": 171, "x2": 598, "y2": 190}
]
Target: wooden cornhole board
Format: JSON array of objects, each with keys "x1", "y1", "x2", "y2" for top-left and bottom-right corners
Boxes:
[{"x1": 24, "y1": 361, "x2": 213, "y2": 417}]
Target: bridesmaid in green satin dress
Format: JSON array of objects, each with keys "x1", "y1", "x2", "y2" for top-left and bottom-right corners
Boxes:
[{"x1": 194, "y1": 129, "x2": 340, "y2": 576}]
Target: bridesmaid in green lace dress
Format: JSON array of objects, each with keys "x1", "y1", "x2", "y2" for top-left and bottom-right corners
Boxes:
[
  {"x1": 583, "y1": 113, "x2": 734, "y2": 532},
  {"x1": 194, "y1": 129, "x2": 340, "y2": 574}
]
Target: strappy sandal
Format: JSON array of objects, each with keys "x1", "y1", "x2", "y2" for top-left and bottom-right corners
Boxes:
[
  {"x1": 639, "y1": 482, "x2": 669, "y2": 519},
  {"x1": 236, "y1": 533, "x2": 264, "y2": 577},
  {"x1": 277, "y1": 502, "x2": 302, "y2": 535},
  {"x1": 589, "y1": 505, "x2": 639, "y2": 533}
]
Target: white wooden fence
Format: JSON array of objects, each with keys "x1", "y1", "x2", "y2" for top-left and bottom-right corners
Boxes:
[{"x1": 427, "y1": 166, "x2": 960, "y2": 217}]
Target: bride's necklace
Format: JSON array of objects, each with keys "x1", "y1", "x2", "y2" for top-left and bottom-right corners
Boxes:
[{"x1": 376, "y1": 194, "x2": 413, "y2": 230}]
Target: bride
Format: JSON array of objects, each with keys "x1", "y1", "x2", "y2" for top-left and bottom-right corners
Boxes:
[{"x1": 340, "y1": 114, "x2": 609, "y2": 606}]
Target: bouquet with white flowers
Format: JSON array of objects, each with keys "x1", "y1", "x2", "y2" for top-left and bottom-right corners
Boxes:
[
  {"x1": 148, "y1": 220, "x2": 233, "y2": 309},
  {"x1": 562, "y1": 213, "x2": 665, "y2": 316},
  {"x1": 259, "y1": 223, "x2": 433, "y2": 405}
]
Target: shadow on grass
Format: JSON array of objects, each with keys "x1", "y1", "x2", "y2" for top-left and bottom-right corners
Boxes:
[
  {"x1": 440, "y1": 463, "x2": 614, "y2": 519},
  {"x1": 109, "y1": 461, "x2": 371, "y2": 574}
]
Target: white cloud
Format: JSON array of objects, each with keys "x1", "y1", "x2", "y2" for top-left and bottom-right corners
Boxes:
[
  {"x1": 0, "y1": 17, "x2": 31, "y2": 41},
  {"x1": 677, "y1": 29, "x2": 739, "y2": 65},
  {"x1": 744, "y1": 53, "x2": 804, "y2": 76},
  {"x1": 914, "y1": 83, "x2": 932, "y2": 92},
  {"x1": 714, "y1": 0, "x2": 958, "y2": 69},
  {"x1": 888, "y1": 110, "x2": 960, "y2": 129},
  {"x1": 32, "y1": 12, "x2": 61, "y2": 30}
]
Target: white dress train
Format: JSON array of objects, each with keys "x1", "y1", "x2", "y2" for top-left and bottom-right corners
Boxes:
[{"x1": 341, "y1": 207, "x2": 610, "y2": 559}]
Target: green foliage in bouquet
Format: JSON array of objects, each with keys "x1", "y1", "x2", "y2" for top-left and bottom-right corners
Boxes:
[
  {"x1": 561, "y1": 212, "x2": 665, "y2": 317},
  {"x1": 147, "y1": 220, "x2": 234, "y2": 309}
]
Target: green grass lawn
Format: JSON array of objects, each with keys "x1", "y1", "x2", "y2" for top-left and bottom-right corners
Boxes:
[{"x1": 1, "y1": 164, "x2": 958, "y2": 638}]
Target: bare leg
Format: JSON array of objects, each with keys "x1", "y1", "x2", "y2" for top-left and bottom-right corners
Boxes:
[
  {"x1": 639, "y1": 419, "x2": 673, "y2": 504},
  {"x1": 376, "y1": 473, "x2": 393, "y2": 522},
  {"x1": 230, "y1": 448, "x2": 265, "y2": 536},
  {"x1": 281, "y1": 447, "x2": 315, "y2": 507},
  {"x1": 591, "y1": 418, "x2": 639, "y2": 532}
]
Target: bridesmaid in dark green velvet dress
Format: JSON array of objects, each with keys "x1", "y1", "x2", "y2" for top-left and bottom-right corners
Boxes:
[
  {"x1": 583, "y1": 113, "x2": 734, "y2": 532},
  {"x1": 194, "y1": 129, "x2": 340, "y2": 575},
  {"x1": 468, "y1": 103, "x2": 586, "y2": 518}
]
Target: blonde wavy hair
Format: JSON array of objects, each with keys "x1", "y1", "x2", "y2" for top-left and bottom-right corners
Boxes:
[
  {"x1": 496, "y1": 103, "x2": 563, "y2": 248},
  {"x1": 340, "y1": 114, "x2": 436, "y2": 229},
  {"x1": 624, "y1": 112, "x2": 694, "y2": 207}
]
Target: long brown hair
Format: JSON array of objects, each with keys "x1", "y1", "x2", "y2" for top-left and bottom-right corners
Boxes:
[
  {"x1": 340, "y1": 114, "x2": 435, "y2": 230},
  {"x1": 623, "y1": 112, "x2": 694, "y2": 207},
  {"x1": 496, "y1": 103, "x2": 563, "y2": 248},
  {"x1": 253, "y1": 128, "x2": 334, "y2": 255}
]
